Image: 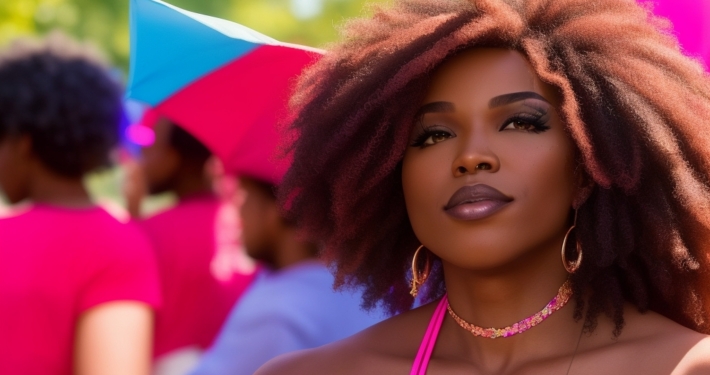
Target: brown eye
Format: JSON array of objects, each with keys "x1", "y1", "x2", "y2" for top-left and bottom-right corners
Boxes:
[
  {"x1": 499, "y1": 115, "x2": 550, "y2": 134},
  {"x1": 503, "y1": 120, "x2": 536, "y2": 131},
  {"x1": 423, "y1": 131, "x2": 451, "y2": 146},
  {"x1": 411, "y1": 127, "x2": 456, "y2": 148}
]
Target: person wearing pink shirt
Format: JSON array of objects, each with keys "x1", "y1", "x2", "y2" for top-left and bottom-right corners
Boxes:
[
  {"x1": 0, "y1": 33, "x2": 161, "y2": 375},
  {"x1": 128, "y1": 114, "x2": 255, "y2": 374}
]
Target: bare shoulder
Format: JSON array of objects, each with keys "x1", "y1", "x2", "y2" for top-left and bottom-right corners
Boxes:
[
  {"x1": 580, "y1": 305, "x2": 710, "y2": 374},
  {"x1": 254, "y1": 301, "x2": 438, "y2": 375},
  {"x1": 671, "y1": 336, "x2": 710, "y2": 375},
  {"x1": 622, "y1": 305, "x2": 708, "y2": 345}
]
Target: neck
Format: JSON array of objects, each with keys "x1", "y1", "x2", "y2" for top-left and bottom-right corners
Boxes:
[
  {"x1": 28, "y1": 165, "x2": 92, "y2": 208},
  {"x1": 444, "y1": 249, "x2": 569, "y2": 327},
  {"x1": 271, "y1": 228, "x2": 318, "y2": 270},
  {"x1": 439, "y1": 240, "x2": 582, "y2": 372}
]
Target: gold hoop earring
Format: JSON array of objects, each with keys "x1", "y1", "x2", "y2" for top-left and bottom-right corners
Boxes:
[
  {"x1": 410, "y1": 245, "x2": 431, "y2": 297},
  {"x1": 561, "y1": 209, "x2": 583, "y2": 274}
]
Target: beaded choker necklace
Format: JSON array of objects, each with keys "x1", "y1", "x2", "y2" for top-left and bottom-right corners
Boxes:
[{"x1": 447, "y1": 280, "x2": 573, "y2": 339}]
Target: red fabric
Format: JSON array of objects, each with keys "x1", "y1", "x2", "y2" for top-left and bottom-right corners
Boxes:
[
  {"x1": 139, "y1": 196, "x2": 255, "y2": 357},
  {"x1": 0, "y1": 204, "x2": 161, "y2": 375},
  {"x1": 156, "y1": 45, "x2": 321, "y2": 184}
]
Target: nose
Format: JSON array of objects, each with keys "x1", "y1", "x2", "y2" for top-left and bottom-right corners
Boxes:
[{"x1": 451, "y1": 137, "x2": 500, "y2": 177}]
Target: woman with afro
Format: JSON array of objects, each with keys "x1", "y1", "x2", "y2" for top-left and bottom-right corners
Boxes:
[
  {"x1": 256, "y1": 0, "x2": 710, "y2": 374},
  {"x1": 0, "y1": 33, "x2": 160, "y2": 375}
]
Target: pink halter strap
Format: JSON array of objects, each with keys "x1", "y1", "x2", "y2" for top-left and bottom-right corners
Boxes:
[{"x1": 410, "y1": 295, "x2": 448, "y2": 375}]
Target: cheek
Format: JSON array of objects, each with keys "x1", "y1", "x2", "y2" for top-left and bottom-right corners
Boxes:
[
  {"x1": 500, "y1": 136, "x2": 577, "y2": 244},
  {"x1": 239, "y1": 198, "x2": 257, "y2": 235},
  {"x1": 401, "y1": 147, "x2": 453, "y2": 237},
  {"x1": 509, "y1": 139, "x2": 576, "y2": 208},
  {"x1": 239, "y1": 195, "x2": 266, "y2": 243}
]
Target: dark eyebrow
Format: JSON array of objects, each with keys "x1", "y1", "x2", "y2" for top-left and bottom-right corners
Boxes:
[
  {"x1": 488, "y1": 91, "x2": 550, "y2": 108},
  {"x1": 415, "y1": 101, "x2": 455, "y2": 119}
]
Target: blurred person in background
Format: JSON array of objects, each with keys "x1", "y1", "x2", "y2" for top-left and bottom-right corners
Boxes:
[
  {"x1": 0, "y1": 33, "x2": 161, "y2": 375},
  {"x1": 189, "y1": 175, "x2": 384, "y2": 375},
  {"x1": 125, "y1": 112, "x2": 256, "y2": 375}
]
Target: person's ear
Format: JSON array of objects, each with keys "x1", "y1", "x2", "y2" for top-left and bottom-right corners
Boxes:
[{"x1": 573, "y1": 164, "x2": 594, "y2": 209}]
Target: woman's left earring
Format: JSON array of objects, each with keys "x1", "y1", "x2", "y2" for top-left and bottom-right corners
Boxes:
[
  {"x1": 410, "y1": 245, "x2": 431, "y2": 297},
  {"x1": 561, "y1": 209, "x2": 583, "y2": 274}
]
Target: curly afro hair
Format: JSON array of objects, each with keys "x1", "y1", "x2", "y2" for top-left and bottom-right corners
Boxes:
[
  {"x1": 279, "y1": 0, "x2": 710, "y2": 335},
  {"x1": 0, "y1": 32, "x2": 123, "y2": 178}
]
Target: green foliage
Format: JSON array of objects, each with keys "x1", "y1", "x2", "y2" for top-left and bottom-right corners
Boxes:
[{"x1": 0, "y1": 0, "x2": 387, "y2": 72}]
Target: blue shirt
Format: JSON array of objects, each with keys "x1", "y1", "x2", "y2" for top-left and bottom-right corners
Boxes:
[{"x1": 190, "y1": 260, "x2": 385, "y2": 375}]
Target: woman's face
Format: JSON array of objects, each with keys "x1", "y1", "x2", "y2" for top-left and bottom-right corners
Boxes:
[{"x1": 402, "y1": 48, "x2": 578, "y2": 272}]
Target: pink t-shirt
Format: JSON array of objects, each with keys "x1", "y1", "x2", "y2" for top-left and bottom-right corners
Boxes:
[
  {"x1": 0, "y1": 204, "x2": 161, "y2": 375},
  {"x1": 139, "y1": 195, "x2": 255, "y2": 357}
]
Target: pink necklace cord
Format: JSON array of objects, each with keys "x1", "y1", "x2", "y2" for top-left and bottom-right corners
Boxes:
[{"x1": 410, "y1": 295, "x2": 449, "y2": 375}]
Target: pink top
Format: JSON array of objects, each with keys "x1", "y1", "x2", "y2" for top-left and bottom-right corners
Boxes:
[
  {"x1": 0, "y1": 204, "x2": 161, "y2": 375},
  {"x1": 411, "y1": 295, "x2": 449, "y2": 375},
  {"x1": 139, "y1": 195, "x2": 255, "y2": 357}
]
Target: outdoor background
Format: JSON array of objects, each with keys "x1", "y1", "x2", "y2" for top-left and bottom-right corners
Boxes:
[
  {"x1": 0, "y1": 0, "x2": 387, "y2": 70},
  {"x1": 0, "y1": 0, "x2": 387, "y2": 213}
]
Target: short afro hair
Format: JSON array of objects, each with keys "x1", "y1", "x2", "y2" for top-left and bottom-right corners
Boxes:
[
  {"x1": 280, "y1": 0, "x2": 710, "y2": 335},
  {"x1": 0, "y1": 32, "x2": 123, "y2": 178}
]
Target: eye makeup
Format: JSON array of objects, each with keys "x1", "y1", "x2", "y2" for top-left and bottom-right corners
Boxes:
[
  {"x1": 499, "y1": 101, "x2": 552, "y2": 134},
  {"x1": 409, "y1": 96, "x2": 554, "y2": 148},
  {"x1": 410, "y1": 125, "x2": 455, "y2": 148}
]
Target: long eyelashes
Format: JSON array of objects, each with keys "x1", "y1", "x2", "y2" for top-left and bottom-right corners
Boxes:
[
  {"x1": 410, "y1": 127, "x2": 453, "y2": 147},
  {"x1": 410, "y1": 112, "x2": 550, "y2": 148},
  {"x1": 499, "y1": 113, "x2": 551, "y2": 133}
]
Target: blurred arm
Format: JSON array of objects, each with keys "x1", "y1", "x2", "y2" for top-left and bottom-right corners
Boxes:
[{"x1": 74, "y1": 301, "x2": 154, "y2": 375}]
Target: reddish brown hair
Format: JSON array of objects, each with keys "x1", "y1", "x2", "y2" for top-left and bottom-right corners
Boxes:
[{"x1": 279, "y1": 0, "x2": 710, "y2": 334}]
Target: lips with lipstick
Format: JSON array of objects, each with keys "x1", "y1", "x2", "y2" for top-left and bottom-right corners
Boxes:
[{"x1": 444, "y1": 184, "x2": 513, "y2": 221}]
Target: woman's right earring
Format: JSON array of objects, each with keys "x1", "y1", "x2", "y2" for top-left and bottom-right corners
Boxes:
[
  {"x1": 410, "y1": 245, "x2": 431, "y2": 298},
  {"x1": 561, "y1": 209, "x2": 583, "y2": 274}
]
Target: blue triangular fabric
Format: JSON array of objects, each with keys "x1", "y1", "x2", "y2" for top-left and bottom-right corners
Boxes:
[{"x1": 126, "y1": 0, "x2": 273, "y2": 105}]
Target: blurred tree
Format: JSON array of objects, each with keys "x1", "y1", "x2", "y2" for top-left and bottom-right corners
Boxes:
[{"x1": 0, "y1": 0, "x2": 386, "y2": 72}]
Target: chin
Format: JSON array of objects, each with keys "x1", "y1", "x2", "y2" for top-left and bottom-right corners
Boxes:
[
  {"x1": 449, "y1": 255, "x2": 523, "y2": 272},
  {"x1": 436, "y1": 241, "x2": 532, "y2": 271}
]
